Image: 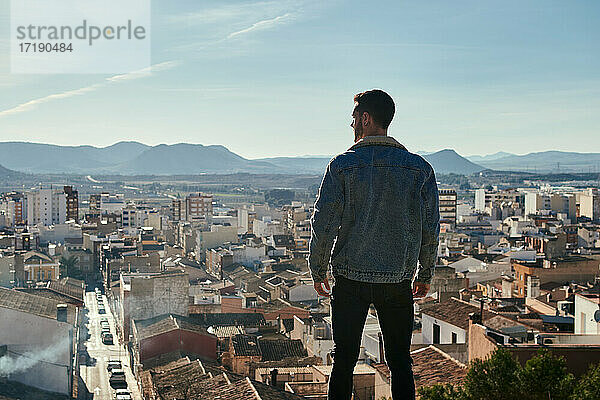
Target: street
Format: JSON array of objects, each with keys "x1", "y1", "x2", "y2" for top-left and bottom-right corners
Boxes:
[{"x1": 79, "y1": 291, "x2": 142, "y2": 400}]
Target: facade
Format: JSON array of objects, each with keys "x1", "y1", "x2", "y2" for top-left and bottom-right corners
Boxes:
[
  {"x1": 23, "y1": 251, "x2": 60, "y2": 282},
  {"x1": 132, "y1": 314, "x2": 218, "y2": 368},
  {"x1": 579, "y1": 188, "x2": 600, "y2": 221},
  {"x1": 117, "y1": 270, "x2": 190, "y2": 340},
  {"x1": 475, "y1": 188, "x2": 524, "y2": 214},
  {"x1": 0, "y1": 192, "x2": 25, "y2": 225},
  {"x1": 195, "y1": 224, "x2": 238, "y2": 262},
  {"x1": 186, "y1": 193, "x2": 213, "y2": 221},
  {"x1": 574, "y1": 293, "x2": 600, "y2": 334},
  {"x1": 0, "y1": 288, "x2": 78, "y2": 395},
  {"x1": 63, "y1": 185, "x2": 79, "y2": 222},
  {"x1": 439, "y1": 189, "x2": 457, "y2": 226},
  {"x1": 525, "y1": 192, "x2": 552, "y2": 216},
  {"x1": 513, "y1": 257, "x2": 600, "y2": 297},
  {"x1": 26, "y1": 188, "x2": 67, "y2": 226}
]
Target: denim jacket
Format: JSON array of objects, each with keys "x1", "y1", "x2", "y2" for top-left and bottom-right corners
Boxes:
[{"x1": 308, "y1": 135, "x2": 440, "y2": 284}]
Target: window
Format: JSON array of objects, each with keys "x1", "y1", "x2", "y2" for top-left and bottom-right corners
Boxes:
[{"x1": 452, "y1": 332, "x2": 458, "y2": 344}]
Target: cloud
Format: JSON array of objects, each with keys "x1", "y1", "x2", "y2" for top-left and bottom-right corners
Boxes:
[
  {"x1": 226, "y1": 13, "x2": 294, "y2": 39},
  {"x1": 0, "y1": 61, "x2": 180, "y2": 118}
]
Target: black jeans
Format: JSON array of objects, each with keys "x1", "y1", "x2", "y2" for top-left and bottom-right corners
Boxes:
[{"x1": 328, "y1": 276, "x2": 415, "y2": 400}]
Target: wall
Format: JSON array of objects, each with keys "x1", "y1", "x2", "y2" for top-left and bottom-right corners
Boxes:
[
  {"x1": 139, "y1": 329, "x2": 217, "y2": 362},
  {"x1": 421, "y1": 314, "x2": 467, "y2": 345},
  {"x1": 0, "y1": 307, "x2": 73, "y2": 394},
  {"x1": 467, "y1": 323, "x2": 498, "y2": 362},
  {"x1": 575, "y1": 294, "x2": 600, "y2": 334}
]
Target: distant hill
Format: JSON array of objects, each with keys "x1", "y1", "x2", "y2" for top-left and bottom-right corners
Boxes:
[
  {"x1": 257, "y1": 149, "x2": 484, "y2": 175},
  {"x1": 422, "y1": 149, "x2": 485, "y2": 175},
  {"x1": 476, "y1": 151, "x2": 600, "y2": 173},
  {"x1": 114, "y1": 143, "x2": 278, "y2": 175},
  {"x1": 0, "y1": 141, "x2": 149, "y2": 173},
  {"x1": 0, "y1": 163, "x2": 26, "y2": 180},
  {"x1": 467, "y1": 152, "x2": 514, "y2": 163}
]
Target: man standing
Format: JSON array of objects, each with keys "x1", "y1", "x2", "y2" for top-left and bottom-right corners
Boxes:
[{"x1": 308, "y1": 89, "x2": 440, "y2": 400}]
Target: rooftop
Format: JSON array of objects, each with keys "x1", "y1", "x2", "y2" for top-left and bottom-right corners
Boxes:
[{"x1": 0, "y1": 287, "x2": 76, "y2": 325}]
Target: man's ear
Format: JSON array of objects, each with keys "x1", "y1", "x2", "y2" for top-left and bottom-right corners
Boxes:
[{"x1": 362, "y1": 112, "x2": 370, "y2": 127}]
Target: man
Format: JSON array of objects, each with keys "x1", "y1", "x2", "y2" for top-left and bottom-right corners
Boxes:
[{"x1": 308, "y1": 89, "x2": 440, "y2": 400}]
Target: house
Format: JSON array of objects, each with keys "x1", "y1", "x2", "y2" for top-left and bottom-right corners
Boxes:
[
  {"x1": 223, "y1": 334, "x2": 311, "y2": 377},
  {"x1": 131, "y1": 314, "x2": 218, "y2": 371},
  {"x1": 421, "y1": 297, "x2": 495, "y2": 345},
  {"x1": 22, "y1": 251, "x2": 60, "y2": 282},
  {"x1": 373, "y1": 345, "x2": 467, "y2": 400},
  {"x1": 0, "y1": 287, "x2": 78, "y2": 395}
]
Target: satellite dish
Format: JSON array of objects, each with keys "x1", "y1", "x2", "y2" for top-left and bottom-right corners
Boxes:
[{"x1": 594, "y1": 310, "x2": 600, "y2": 323}]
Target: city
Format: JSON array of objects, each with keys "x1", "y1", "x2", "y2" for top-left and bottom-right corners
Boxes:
[
  {"x1": 0, "y1": 155, "x2": 599, "y2": 399},
  {"x1": 1, "y1": 1, "x2": 599, "y2": 399}
]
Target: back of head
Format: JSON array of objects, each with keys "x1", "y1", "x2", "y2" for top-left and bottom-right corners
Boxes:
[{"x1": 353, "y1": 89, "x2": 395, "y2": 129}]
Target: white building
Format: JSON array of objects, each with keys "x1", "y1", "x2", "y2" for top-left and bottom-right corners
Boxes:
[
  {"x1": 525, "y1": 192, "x2": 551, "y2": 216},
  {"x1": 0, "y1": 288, "x2": 78, "y2": 395},
  {"x1": 194, "y1": 224, "x2": 239, "y2": 262},
  {"x1": 579, "y1": 188, "x2": 600, "y2": 221},
  {"x1": 253, "y1": 217, "x2": 285, "y2": 238},
  {"x1": 574, "y1": 293, "x2": 600, "y2": 334},
  {"x1": 26, "y1": 188, "x2": 67, "y2": 226}
]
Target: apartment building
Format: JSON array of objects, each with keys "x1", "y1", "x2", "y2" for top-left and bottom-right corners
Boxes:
[
  {"x1": 63, "y1": 185, "x2": 79, "y2": 222},
  {"x1": 26, "y1": 187, "x2": 67, "y2": 226},
  {"x1": 439, "y1": 189, "x2": 457, "y2": 226}
]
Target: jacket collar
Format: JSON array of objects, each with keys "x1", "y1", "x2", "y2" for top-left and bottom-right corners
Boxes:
[{"x1": 349, "y1": 135, "x2": 407, "y2": 151}]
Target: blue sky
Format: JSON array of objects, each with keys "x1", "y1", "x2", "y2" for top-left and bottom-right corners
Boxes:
[{"x1": 0, "y1": 0, "x2": 599, "y2": 159}]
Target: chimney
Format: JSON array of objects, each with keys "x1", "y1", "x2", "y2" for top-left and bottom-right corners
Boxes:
[
  {"x1": 57, "y1": 304, "x2": 68, "y2": 322},
  {"x1": 270, "y1": 368, "x2": 278, "y2": 387},
  {"x1": 378, "y1": 331, "x2": 386, "y2": 364},
  {"x1": 469, "y1": 312, "x2": 482, "y2": 325}
]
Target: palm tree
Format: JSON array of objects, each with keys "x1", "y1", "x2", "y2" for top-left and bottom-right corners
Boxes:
[{"x1": 59, "y1": 254, "x2": 79, "y2": 278}]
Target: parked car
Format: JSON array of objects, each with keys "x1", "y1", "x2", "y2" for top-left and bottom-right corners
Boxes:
[
  {"x1": 115, "y1": 389, "x2": 132, "y2": 400},
  {"x1": 109, "y1": 369, "x2": 127, "y2": 388},
  {"x1": 107, "y1": 360, "x2": 122, "y2": 371},
  {"x1": 98, "y1": 307, "x2": 106, "y2": 314},
  {"x1": 102, "y1": 332, "x2": 113, "y2": 344}
]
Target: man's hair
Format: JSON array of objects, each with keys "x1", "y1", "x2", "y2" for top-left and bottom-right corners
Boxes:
[{"x1": 353, "y1": 89, "x2": 395, "y2": 129}]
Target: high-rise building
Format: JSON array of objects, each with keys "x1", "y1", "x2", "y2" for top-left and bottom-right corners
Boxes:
[
  {"x1": 0, "y1": 192, "x2": 25, "y2": 225},
  {"x1": 171, "y1": 198, "x2": 185, "y2": 222},
  {"x1": 63, "y1": 185, "x2": 79, "y2": 222},
  {"x1": 26, "y1": 188, "x2": 67, "y2": 226},
  {"x1": 475, "y1": 188, "x2": 524, "y2": 213},
  {"x1": 579, "y1": 188, "x2": 600, "y2": 221},
  {"x1": 186, "y1": 193, "x2": 213, "y2": 221},
  {"x1": 439, "y1": 189, "x2": 457, "y2": 226}
]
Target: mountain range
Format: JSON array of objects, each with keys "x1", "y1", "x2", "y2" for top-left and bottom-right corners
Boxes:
[
  {"x1": 0, "y1": 141, "x2": 597, "y2": 176},
  {"x1": 466, "y1": 151, "x2": 600, "y2": 173},
  {"x1": 0, "y1": 141, "x2": 486, "y2": 176}
]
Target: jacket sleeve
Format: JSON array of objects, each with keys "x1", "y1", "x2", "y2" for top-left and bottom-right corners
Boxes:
[
  {"x1": 415, "y1": 167, "x2": 440, "y2": 284},
  {"x1": 308, "y1": 159, "x2": 344, "y2": 283}
]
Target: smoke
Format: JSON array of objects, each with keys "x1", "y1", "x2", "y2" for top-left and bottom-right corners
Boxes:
[{"x1": 0, "y1": 337, "x2": 71, "y2": 377}]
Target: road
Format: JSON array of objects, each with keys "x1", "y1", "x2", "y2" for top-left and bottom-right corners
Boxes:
[{"x1": 79, "y1": 291, "x2": 142, "y2": 400}]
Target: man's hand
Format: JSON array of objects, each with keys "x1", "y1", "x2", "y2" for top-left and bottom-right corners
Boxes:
[
  {"x1": 314, "y1": 278, "x2": 331, "y2": 297},
  {"x1": 413, "y1": 282, "x2": 430, "y2": 298}
]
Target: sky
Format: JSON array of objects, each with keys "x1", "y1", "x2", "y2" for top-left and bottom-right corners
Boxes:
[{"x1": 0, "y1": 0, "x2": 599, "y2": 159}]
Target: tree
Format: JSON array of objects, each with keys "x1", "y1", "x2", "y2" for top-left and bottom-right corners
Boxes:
[
  {"x1": 572, "y1": 363, "x2": 600, "y2": 400},
  {"x1": 462, "y1": 348, "x2": 522, "y2": 400},
  {"x1": 419, "y1": 348, "x2": 579, "y2": 400},
  {"x1": 519, "y1": 349, "x2": 575, "y2": 400},
  {"x1": 59, "y1": 254, "x2": 79, "y2": 279},
  {"x1": 418, "y1": 384, "x2": 463, "y2": 400}
]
